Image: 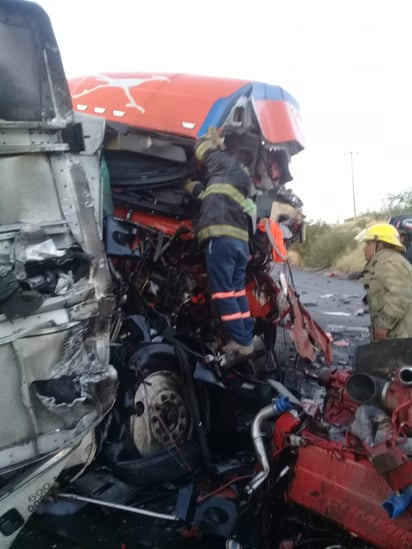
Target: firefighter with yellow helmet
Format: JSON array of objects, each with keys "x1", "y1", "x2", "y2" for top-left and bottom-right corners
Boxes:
[{"x1": 355, "y1": 223, "x2": 412, "y2": 341}]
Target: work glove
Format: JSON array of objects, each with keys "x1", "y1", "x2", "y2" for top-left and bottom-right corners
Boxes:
[
  {"x1": 194, "y1": 126, "x2": 225, "y2": 163},
  {"x1": 204, "y1": 126, "x2": 225, "y2": 148},
  {"x1": 183, "y1": 178, "x2": 202, "y2": 196}
]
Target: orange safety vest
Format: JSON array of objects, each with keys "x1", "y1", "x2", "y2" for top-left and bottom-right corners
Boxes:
[{"x1": 257, "y1": 218, "x2": 288, "y2": 263}]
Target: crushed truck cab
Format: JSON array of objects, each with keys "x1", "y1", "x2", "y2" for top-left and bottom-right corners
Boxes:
[{"x1": 0, "y1": 2, "x2": 117, "y2": 545}]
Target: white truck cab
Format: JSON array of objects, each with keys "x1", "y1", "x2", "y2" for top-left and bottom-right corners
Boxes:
[{"x1": 0, "y1": 2, "x2": 117, "y2": 545}]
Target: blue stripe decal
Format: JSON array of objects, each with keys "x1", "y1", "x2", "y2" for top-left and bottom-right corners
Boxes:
[
  {"x1": 197, "y1": 83, "x2": 252, "y2": 137},
  {"x1": 198, "y1": 81, "x2": 299, "y2": 137},
  {"x1": 251, "y1": 82, "x2": 299, "y2": 109}
]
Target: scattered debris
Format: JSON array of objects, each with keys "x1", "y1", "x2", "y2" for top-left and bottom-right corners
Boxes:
[
  {"x1": 326, "y1": 324, "x2": 370, "y2": 337},
  {"x1": 333, "y1": 339, "x2": 350, "y2": 347}
]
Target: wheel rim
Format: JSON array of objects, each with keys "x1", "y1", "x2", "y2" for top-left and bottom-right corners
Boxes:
[{"x1": 130, "y1": 370, "x2": 192, "y2": 457}]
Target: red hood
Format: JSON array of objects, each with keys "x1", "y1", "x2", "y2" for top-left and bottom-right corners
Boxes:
[{"x1": 69, "y1": 72, "x2": 304, "y2": 153}]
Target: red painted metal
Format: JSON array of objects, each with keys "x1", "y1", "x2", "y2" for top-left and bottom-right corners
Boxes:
[
  {"x1": 323, "y1": 368, "x2": 359, "y2": 425},
  {"x1": 272, "y1": 411, "x2": 301, "y2": 450},
  {"x1": 287, "y1": 440, "x2": 412, "y2": 549},
  {"x1": 272, "y1": 368, "x2": 412, "y2": 548},
  {"x1": 68, "y1": 73, "x2": 304, "y2": 149},
  {"x1": 384, "y1": 383, "x2": 412, "y2": 429},
  {"x1": 114, "y1": 206, "x2": 194, "y2": 238},
  {"x1": 288, "y1": 290, "x2": 333, "y2": 365}
]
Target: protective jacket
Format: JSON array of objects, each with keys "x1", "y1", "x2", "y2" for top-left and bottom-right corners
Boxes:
[
  {"x1": 360, "y1": 248, "x2": 412, "y2": 339},
  {"x1": 194, "y1": 145, "x2": 252, "y2": 245}
]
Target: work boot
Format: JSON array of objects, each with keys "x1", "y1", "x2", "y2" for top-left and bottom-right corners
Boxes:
[{"x1": 222, "y1": 339, "x2": 254, "y2": 356}]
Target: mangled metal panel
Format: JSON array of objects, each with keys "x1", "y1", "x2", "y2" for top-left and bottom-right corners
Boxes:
[{"x1": 0, "y1": 1, "x2": 117, "y2": 544}]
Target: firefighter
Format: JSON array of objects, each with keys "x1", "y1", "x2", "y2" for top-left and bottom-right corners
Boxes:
[
  {"x1": 388, "y1": 215, "x2": 412, "y2": 264},
  {"x1": 355, "y1": 223, "x2": 412, "y2": 340},
  {"x1": 192, "y1": 128, "x2": 256, "y2": 355}
]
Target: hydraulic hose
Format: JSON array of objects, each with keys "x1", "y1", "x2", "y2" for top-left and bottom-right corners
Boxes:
[{"x1": 382, "y1": 484, "x2": 412, "y2": 519}]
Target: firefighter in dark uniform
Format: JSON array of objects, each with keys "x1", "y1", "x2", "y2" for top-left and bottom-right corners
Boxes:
[
  {"x1": 192, "y1": 128, "x2": 256, "y2": 355},
  {"x1": 388, "y1": 215, "x2": 412, "y2": 264}
]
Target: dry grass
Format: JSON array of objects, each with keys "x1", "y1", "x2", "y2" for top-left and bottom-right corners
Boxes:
[
  {"x1": 287, "y1": 249, "x2": 302, "y2": 266},
  {"x1": 295, "y1": 215, "x2": 385, "y2": 273},
  {"x1": 332, "y1": 244, "x2": 365, "y2": 273}
]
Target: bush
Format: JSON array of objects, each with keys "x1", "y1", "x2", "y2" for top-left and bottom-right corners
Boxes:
[
  {"x1": 332, "y1": 244, "x2": 365, "y2": 273},
  {"x1": 292, "y1": 213, "x2": 403, "y2": 272},
  {"x1": 295, "y1": 221, "x2": 359, "y2": 270},
  {"x1": 385, "y1": 191, "x2": 412, "y2": 215}
]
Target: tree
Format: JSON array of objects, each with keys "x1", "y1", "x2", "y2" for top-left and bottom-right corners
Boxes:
[{"x1": 384, "y1": 190, "x2": 412, "y2": 215}]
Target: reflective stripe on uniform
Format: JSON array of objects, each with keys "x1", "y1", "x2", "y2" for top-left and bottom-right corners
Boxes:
[
  {"x1": 200, "y1": 183, "x2": 246, "y2": 207},
  {"x1": 221, "y1": 310, "x2": 251, "y2": 322},
  {"x1": 234, "y1": 289, "x2": 246, "y2": 297},
  {"x1": 197, "y1": 224, "x2": 249, "y2": 243},
  {"x1": 211, "y1": 290, "x2": 236, "y2": 300},
  {"x1": 195, "y1": 140, "x2": 216, "y2": 162},
  {"x1": 200, "y1": 184, "x2": 256, "y2": 232},
  {"x1": 221, "y1": 311, "x2": 244, "y2": 322},
  {"x1": 212, "y1": 289, "x2": 247, "y2": 300}
]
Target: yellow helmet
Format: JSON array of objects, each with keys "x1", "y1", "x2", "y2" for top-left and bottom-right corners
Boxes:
[{"x1": 355, "y1": 223, "x2": 405, "y2": 252}]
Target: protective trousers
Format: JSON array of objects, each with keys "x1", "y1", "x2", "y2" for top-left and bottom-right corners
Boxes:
[{"x1": 205, "y1": 236, "x2": 254, "y2": 346}]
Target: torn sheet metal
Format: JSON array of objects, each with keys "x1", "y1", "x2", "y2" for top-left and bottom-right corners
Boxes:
[
  {"x1": 0, "y1": 1, "x2": 117, "y2": 543},
  {"x1": 289, "y1": 290, "x2": 333, "y2": 365},
  {"x1": 12, "y1": 225, "x2": 65, "y2": 265}
]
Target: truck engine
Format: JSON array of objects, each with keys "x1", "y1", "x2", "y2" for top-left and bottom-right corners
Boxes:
[{"x1": 271, "y1": 339, "x2": 412, "y2": 549}]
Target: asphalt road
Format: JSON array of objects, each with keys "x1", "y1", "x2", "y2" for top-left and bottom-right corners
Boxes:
[
  {"x1": 289, "y1": 268, "x2": 369, "y2": 365},
  {"x1": 292, "y1": 268, "x2": 367, "y2": 330},
  {"x1": 13, "y1": 268, "x2": 371, "y2": 549}
]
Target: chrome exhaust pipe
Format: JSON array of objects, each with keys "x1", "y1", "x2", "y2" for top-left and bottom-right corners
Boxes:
[{"x1": 245, "y1": 397, "x2": 292, "y2": 495}]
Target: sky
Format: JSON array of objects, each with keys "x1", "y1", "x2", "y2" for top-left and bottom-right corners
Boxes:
[{"x1": 36, "y1": 0, "x2": 412, "y2": 223}]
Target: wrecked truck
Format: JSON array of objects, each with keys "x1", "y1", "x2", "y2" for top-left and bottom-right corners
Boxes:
[
  {"x1": 0, "y1": 2, "x2": 324, "y2": 546},
  {"x1": 3, "y1": 2, "x2": 412, "y2": 549}
]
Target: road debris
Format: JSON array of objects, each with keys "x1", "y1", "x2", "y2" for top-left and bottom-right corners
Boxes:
[{"x1": 333, "y1": 339, "x2": 350, "y2": 347}]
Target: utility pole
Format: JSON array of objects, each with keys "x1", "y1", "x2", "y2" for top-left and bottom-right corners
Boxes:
[{"x1": 345, "y1": 151, "x2": 358, "y2": 219}]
